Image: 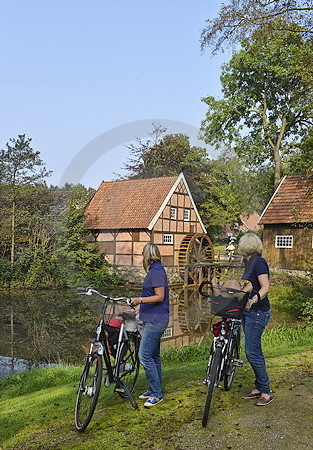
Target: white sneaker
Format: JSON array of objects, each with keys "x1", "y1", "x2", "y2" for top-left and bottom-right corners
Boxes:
[{"x1": 144, "y1": 397, "x2": 163, "y2": 408}]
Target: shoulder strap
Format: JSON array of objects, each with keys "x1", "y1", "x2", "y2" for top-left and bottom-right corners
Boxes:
[{"x1": 242, "y1": 252, "x2": 259, "y2": 280}]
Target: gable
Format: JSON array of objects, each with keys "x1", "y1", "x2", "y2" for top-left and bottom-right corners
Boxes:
[{"x1": 259, "y1": 175, "x2": 313, "y2": 225}]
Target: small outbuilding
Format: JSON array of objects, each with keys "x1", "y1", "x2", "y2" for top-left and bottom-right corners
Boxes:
[{"x1": 258, "y1": 175, "x2": 313, "y2": 271}]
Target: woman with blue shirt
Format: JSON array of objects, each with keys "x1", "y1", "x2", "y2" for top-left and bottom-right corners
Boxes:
[
  {"x1": 130, "y1": 243, "x2": 169, "y2": 408},
  {"x1": 238, "y1": 232, "x2": 273, "y2": 406}
]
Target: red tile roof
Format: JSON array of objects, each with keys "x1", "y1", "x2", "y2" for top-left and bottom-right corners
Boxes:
[
  {"x1": 240, "y1": 212, "x2": 261, "y2": 231},
  {"x1": 259, "y1": 175, "x2": 313, "y2": 224},
  {"x1": 85, "y1": 176, "x2": 178, "y2": 229}
]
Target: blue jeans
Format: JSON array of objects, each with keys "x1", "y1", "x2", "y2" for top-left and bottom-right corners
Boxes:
[
  {"x1": 139, "y1": 321, "x2": 168, "y2": 398},
  {"x1": 242, "y1": 309, "x2": 271, "y2": 395}
]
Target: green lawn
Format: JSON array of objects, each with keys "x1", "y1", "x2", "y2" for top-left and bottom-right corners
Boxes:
[{"x1": 1, "y1": 325, "x2": 312, "y2": 449}]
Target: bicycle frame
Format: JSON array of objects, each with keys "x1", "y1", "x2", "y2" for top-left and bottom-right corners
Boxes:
[{"x1": 87, "y1": 297, "x2": 137, "y2": 386}]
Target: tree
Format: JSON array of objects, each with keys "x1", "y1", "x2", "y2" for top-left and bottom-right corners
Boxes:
[
  {"x1": 53, "y1": 185, "x2": 118, "y2": 287},
  {"x1": 200, "y1": 29, "x2": 313, "y2": 190},
  {"x1": 201, "y1": 0, "x2": 313, "y2": 54},
  {"x1": 199, "y1": 153, "x2": 272, "y2": 237},
  {"x1": 0, "y1": 135, "x2": 51, "y2": 271},
  {"x1": 284, "y1": 128, "x2": 313, "y2": 174},
  {"x1": 122, "y1": 122, "x2": 211, "y2": 204}
]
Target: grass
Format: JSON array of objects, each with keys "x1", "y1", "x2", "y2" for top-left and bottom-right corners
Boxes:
[
  {"x1": 1, "y1": 273, "x2": 312, "y2": 448},
  {"x1": 0, "y1": 325, "x2": 312, "y2": 449}
]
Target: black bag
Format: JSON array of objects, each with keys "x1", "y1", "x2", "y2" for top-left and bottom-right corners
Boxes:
[{"x1": 103, "y1": 323, "x2": 120, "y2": 357}]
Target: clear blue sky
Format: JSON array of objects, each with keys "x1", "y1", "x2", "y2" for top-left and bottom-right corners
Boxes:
[{"x1": 0, "y1": 0, "x2": 231, "y2": 188}]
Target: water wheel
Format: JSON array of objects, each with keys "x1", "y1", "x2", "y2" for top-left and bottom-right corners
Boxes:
[
  {"x1": 178, "y1": 233, "x2": 214, "y2": 283},
  {"x1": 177, "y1": 289, "x2": 211, "y2": 336}
]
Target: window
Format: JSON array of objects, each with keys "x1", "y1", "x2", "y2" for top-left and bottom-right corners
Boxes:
[
  {"x1": 183, "y1": 209, "x2": 190, "y2": 221},
  {"x1": 170, "y1": 207, "x2": 177, "y2": 220},
  {"x1": 275, "y1": 235, "x2": 293, "y2": 248},
  {"x1": 162, "y1": 327, "x2": 173, "y2": 339},
  {"x1": 163, "y1": 234, "x2": 173, "y2": 244}
]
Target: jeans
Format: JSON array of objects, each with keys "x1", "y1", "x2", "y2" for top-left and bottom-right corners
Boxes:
[
  {"x1": 242, "y1": 309, "x2": 271, "y2": 395},
  {"x1": 138, "y1": 321, "x2": 168, "y2": 398}
]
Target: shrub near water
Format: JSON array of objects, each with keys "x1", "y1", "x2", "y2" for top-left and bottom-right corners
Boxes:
[{"x1": 270, "y1": 274, "x2": 313, "y2": 318}]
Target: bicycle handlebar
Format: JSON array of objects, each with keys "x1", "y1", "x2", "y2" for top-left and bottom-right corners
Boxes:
[
  {"x1": 76, "y1": 287, "x2": 133, "y2": 307},
  {"x1": 199, "y1": 280, "x2": 261, "y2": 302}
]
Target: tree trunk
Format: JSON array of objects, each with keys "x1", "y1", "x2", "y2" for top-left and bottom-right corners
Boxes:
[
  {"x1": 10, "y1": 199, "x2": 15, "y2": 266},
  {"x1": 273, "y1": 147, "x2": 281, "y2": 190}
]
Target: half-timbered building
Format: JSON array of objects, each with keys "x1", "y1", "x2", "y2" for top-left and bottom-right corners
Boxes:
[
  {"x1": 85, "y1": 173, "x2": 207, "y2": 267},
  {"x1": 258, "y1": 175, "x2": 313, "y2": 271}
]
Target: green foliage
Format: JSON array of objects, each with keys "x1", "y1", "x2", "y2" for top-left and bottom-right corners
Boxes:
[
  {"x1": 284, "y1": 129, "x2": 313, "y2": 175},
  {"x1": 199, "y1": 154, "x2": 272, "y2": 236},
  {"x1": 122, "y1": 122, "x2": 210, "y2": 204},
  {"x1": 53, "y1": 184, "x2": 122, "y2": 288},
  {"x1": 270, "y1": 274, "x2": 313, "y2": 317},
  {"x1": 200, "y1": 1, "x2": 313, "y2": 55},
  {"x1": 201, "y1": 28, "x2": 313, "y2": 190}
]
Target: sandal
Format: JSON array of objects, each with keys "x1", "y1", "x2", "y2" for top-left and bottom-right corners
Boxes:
[
  {"x1": 256, "y1": 395, "x2": 274, "y2": 406},
  {"x1": 242, "y1": 390, "x2": 261, "y2": 399}
]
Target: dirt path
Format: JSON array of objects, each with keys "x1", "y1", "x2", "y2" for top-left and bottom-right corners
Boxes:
[{"x1": 172, "y1": 365, "x2": 313, "y2": 449}]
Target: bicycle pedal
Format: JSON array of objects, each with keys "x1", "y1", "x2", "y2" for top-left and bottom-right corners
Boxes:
[
  {"x1": 114, "y1": 386, "x2": 125, "y2": 393},
  {"x1": 233, "y1": 359, "x2": 244, "y2": 367}
]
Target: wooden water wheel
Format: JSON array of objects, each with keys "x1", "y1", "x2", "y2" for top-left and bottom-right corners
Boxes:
[
  {"x1": 177, "y1": 289, "x2": 211, "y2": 336},
  {"x1": 178, "y1": 233, "x2": 214, "y2": 283}
]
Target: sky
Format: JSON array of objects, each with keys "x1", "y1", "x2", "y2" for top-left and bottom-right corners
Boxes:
[{"x1": 0, "y1": 0, "x2": 231, "y2": 188}]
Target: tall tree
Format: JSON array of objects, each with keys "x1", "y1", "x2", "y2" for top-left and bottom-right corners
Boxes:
[
  {"x1": 0, "y1": 135, "x2": 51, "y2": 270},
  {"x1": 201, "y1": 0, "x2": 313, "y2": 54},
  {"x1": 200, "y1": 29, "x2": 313, "y2": 189},
  {"x1": 122, "y1": 123, "x2": 211, "y2": 204}
]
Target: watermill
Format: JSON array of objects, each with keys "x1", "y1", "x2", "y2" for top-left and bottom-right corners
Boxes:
[{"x1": 178, "y1": 233, "x2": 214, "y2": 284}]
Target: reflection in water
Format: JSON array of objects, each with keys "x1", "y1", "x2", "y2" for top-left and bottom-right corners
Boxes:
[
  {"x1": 0, "y1": 287, "x2": 213, "y2": 376},
  {"x1": 0, "y1": 286, "x2": 293, "y2": 377}
]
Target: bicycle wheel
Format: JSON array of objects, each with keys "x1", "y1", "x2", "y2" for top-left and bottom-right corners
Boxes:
[
  {"x1": 202, "y1": 345, "x2": 222, "y2": 427},
  {"x1": 223, "y1": 329, "x2": 240, "y2": 391},
  {"x1": 75, "y1": 353, "x2": 103, "y2": 432},
  {"x1": 115, "y1": 333, "x2": 140, "y2": 398}
]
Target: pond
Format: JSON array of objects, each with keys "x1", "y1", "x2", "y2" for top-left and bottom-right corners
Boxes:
[{"x1": 0, "y1": 286, "x2": 295, "y2": 378}]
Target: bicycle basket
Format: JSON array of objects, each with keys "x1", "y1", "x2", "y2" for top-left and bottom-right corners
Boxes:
[
  {"x1": 103, "y1": 300, "x2": 116, "y2": 323},
  {"x1": 210, "y1": 278, "x2": 252, "y2": 319}
]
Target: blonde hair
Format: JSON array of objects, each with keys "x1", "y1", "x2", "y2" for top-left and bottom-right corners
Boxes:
[
  {"x1": 238, "y1": 232, "x2": 263, "y2": 257},
  {"x1": 142, "y1": 242, "x2": 161, "y2": 272}
]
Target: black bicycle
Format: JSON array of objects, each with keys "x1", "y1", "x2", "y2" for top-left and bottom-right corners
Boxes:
[
  {"x1": 74, "y1": 287, "x2": 141, "y2": 432},
  {"x1": 199, "y1": 280, "x2": 260, "y2": 427}
]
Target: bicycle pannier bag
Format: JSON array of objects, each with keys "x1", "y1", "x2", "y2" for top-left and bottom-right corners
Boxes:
[
  {"x1": 212, "y1": 318, "x2": 231, "y2": 337},
  {"x1": 103, "y1": 318, "x2": 122, "y2": 357}
]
